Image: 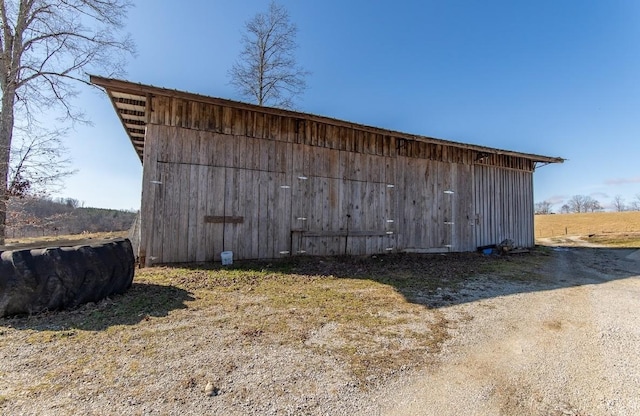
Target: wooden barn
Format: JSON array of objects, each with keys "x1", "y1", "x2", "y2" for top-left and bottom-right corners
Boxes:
[{"x1": 92, "y1": 76, "x2": 563, "y2": 266}]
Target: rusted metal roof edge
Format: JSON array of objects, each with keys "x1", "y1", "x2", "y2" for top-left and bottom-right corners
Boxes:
[{"x1": 90, "y1": 75, "x2": 565, "y2": 165}]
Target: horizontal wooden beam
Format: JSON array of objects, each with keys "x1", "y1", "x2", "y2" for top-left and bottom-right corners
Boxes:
[
  {"x1": 204, "y1": 216, "x2": 244, "y2": 224},
  {"x1": 292, "y1": 230, "x2": 391, "y2": 237}
]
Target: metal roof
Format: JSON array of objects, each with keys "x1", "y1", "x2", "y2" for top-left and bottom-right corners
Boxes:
[{"x1": 90, "y1": 75, "x2": 565, "y2": 166}]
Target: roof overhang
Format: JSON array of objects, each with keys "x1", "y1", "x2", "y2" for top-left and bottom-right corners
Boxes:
[{"x1": 90, "y1": 75, "x2": 565, "y2": 166}]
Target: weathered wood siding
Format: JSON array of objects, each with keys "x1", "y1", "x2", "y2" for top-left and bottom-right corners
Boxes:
[
  {"x1": 140, "y1": 124, "x2": 292, "y2": 264},
  {"x1": 290, "y1": 144, "x2": 396, "y2": 255},
  {"x1": 396, "y1": 157, "x2": 476, "y2": 253},
  {"x1": 473, "y1": 164, "x2": 535, "y2": 248},
  {"x1": 139, "y1": 95, "x2": 537, "y2": 265}
]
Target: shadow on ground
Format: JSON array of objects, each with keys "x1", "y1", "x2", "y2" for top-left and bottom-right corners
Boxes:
[
  {"x1": 7, "y1": 246, "x2": 637, "y2": 332},
  {"x1": 1, "y1": 282, "x2": 195, "y2": 331},
  {"x1": 196, "y1": 245, "x2": 640, "y2": 309}
]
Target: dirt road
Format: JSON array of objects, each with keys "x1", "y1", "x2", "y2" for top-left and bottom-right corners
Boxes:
[{"x1": 380, "y1": 245, "x2": 640, "y2": 415}]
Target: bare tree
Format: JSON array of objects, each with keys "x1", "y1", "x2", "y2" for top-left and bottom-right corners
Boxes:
[
  {"x1": 534, "y1": 200, "x2": 553, "y2": 215},
  {"x1": 8, "y1": 124, "x2": 76, "y2": 197},
  {"x1": 585, "y1": 197, "x2": 603, "y2": 212},
  {"x1": 0, "y1": 0, "x2": 135, "y2": 244},
  {"x1": 629, "y1": 193, "x2": 640, "y2": 211},
  {"x1": 229, "y1": 1, "x2": 308, "y2": 109},
  {"x1": 567, "y1": 195, "x2": 588, "y2": 213},
  {"x1": 612, "y1": 195, "x2": 626, "y2": 212},
  {"x1": 566, "y1": 195, "x2": 602, "y2": 213}
]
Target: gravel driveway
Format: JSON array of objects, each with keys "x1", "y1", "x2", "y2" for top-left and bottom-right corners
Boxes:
[{"x1": 379, "y1": 245, "x2": 640, "y2": 416}]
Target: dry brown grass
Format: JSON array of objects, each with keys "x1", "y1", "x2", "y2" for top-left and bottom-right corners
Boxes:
[
  {"x1": 535, "y1": 211, "x2": 640, "y2": 238},
  {"x1": 137, "y1": 264, "x2": 448, "y2": 381},
  {"x1": 0, "y1": 252, "x2": 550, "y2": 409}
]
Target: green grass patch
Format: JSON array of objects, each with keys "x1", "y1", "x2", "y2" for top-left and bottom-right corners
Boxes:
[{"x1": 586, "y1": 233, "x2": 640, "y2": 248}]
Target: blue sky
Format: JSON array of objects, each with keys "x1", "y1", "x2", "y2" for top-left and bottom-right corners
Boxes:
[{"x1": 57, "y1": 0, "x2": 640, "y2": 211}]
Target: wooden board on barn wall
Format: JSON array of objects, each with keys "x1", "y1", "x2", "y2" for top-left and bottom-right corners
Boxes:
[
  {"x1": 474, "y1": 164, "x2": 492, "y2": 247},
  {"x1": 453, "y1": 163, "x2": 475, "y2": 251},
  {"x1": 384, "y1": 156, "x2": 398, "y2": 252},
  {"x1": 259, "y1": 172, "x2": 290, "y2": 258},
  {"x1": 142, "y1": 120, "x2": 293, "y2": 261},
  {"x1": 288, "y1": 139, "x2": 395, "y2": 256},
  {"x1": 152, "y1": 162, "x2": 226, "y2": 263},
  {"x1": 440, "y1": 161, "x2": 454, "y2": 249},
  {"x1": 398, "y1": 156, "x2": 418, "y2": 248},
  {"x1": 275, "y1": 171, "x2": 293, "y2": 256},
  {"x1": 242, "y1": 169, "x2": 261, "y2": 259},
  {"x1": 473, "y1": 165, "x2": 534, "y2": 249},
  {"x1": 205, "y1": 164, "x2": 226, "y2": 262},
  {"x1": 140, "y1": 125, "x2": 160, "y2": 266},
  {"x1": 194, "y1": 164, "x2": 210, "y2": 261},
  {"x1": 397, "y1": 157, "x2": 459, "y2": 251},
  {"x1": 177, "y1": 160, "x2": 191, "y2": 261},
  {"x1": 291, "y1": 143, "x2": 313, "y2": 255},
  {"x1": 212, "y1": 139, "x2": 292, "y2": 260},
  {"x1": 158, "y1": 162, "x2": 178, "y2": 262},
  {"x1": 223, "y1": 166, "x2": 240, "y2": 256},
  {"x1": 259, "y1": 170, "x2": 274, "y2": 258}
]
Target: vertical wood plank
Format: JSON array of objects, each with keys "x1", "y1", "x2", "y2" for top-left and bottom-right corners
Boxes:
[
  {"x1": 140, "y1": 125, "x2": 159, "y2": 266},
  {"x1": 223, "y1": 168, "x2": 237, "y2": 254},
  {"x1": 222, "y1": 107, "x2": 233, "y2": 134},
  {"x1": 235, "y1": 135, "x2": 247, "y2": 169},
  {"x1": 232, "y1": 168, "x2": 247, "y2": 259},
  {"x1": 321, "y1": 176, "x2": 330, "y2": 232},
  {"x1": 350, "y1": 180, "x2": 363, "y2": 254},
  {"x1": 276, "y1": 172, "x2": 292, "y2": 257},
  {"x1": 195, "y1": 165, "x2": 209, "y2": 262},
  {"x1": 186, "y1": 165, "x2": 199, "y2": 262},
  {"x1": 232, "y1": 108, "x2": 244, "y2": 136},
  {"x1": 275, "y1": 141, "x2": 287, "y2": 173},
  {"x1": 151, "y1": 161, "x2": 165, "y2": 263},
  {"x1": 209, "y1": 167, "x2": 226, "y2": 261},
  {"x1": 162, "y1": 162, "x2": 178, "y2": 262},
  {"x1": 328, "y1": 177, "x2": 340, "y2": 234},
  {"x1": 259, "y1": 137, "x2": 270, "y2": 171},
  {"x1": 257, "y1": 170, "x2": 268, "y2": 257},
  {"x1": 248, "y1": 169, "x2": 260, "y2": 258},
  {"x1": 266, "y1": 171, "x2": 276, "y2": 258},
  {"x1": 177, "y1": 163, "x2": 191, "y2": 261}
]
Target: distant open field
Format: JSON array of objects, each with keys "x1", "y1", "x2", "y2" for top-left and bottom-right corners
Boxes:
[
  {"x1": 535, "y1": 211, "x2": 640, "y2": 247},
  {"x1": 1, "y1": 231, "x2": 128, "y2": 251}
]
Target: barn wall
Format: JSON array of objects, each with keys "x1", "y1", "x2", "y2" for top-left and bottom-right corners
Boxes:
[
  {"x1": 473, "y1": 165, "x2": 535, "y2": 248},
  {"x1": 139, "y1": 95, "x2": 537, "y2": 264},
  {"x1": 140, "y1": 124, "x2": 292, "y2": 265}
]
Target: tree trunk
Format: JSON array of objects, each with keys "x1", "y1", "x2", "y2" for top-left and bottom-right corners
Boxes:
[{"x1": 0, "y1": 84, "x2": 16, "y2": 245}]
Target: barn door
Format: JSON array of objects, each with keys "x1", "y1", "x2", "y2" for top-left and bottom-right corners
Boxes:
[
  {"x1": 221, "y1": 168, "x2": 291, "y2": 260},
  {"x1": 150, "y1": 163, "x2": 293, "y2": 262},
  {"x1": 149, "y1": 162, "x2": 226, "y2": 264},
  {"x1": 398, "y1": 158, "x2": 474, "y2": 252}
]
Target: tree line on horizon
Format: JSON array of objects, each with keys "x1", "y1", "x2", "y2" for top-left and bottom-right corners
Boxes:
[
  {"x1": 535, "y1": 194, "x2": 640, "y2": 215},
  {"x1": 6, "y1": 196, "x2": 137, "y2": 239}
]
